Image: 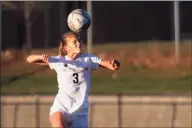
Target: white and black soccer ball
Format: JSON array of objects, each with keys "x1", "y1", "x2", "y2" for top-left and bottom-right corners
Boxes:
[{"x1": 67, "y1": 9, "x2": 91, "y2": 33}]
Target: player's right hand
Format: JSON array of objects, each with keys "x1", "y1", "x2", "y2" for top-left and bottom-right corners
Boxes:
[{"x1": 40, "y1": 54, "x2": 49, "y2": 63}]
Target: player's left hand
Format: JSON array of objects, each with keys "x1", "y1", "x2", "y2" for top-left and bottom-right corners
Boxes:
[{"x1": 110, "y1": 59, "x2": 120, "y2": 70}]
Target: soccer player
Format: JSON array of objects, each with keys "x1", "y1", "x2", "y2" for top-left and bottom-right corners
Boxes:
[{"x1": 26, "y1": 32, "x2": 120, "y2": 128}]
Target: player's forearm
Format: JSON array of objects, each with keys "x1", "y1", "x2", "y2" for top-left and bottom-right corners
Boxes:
[
  {"x1": 100, "y1": 59, "x2": 120, "y2": 71},
  {"x1": 26, "y1": 55, "x2": 42, "y2": 63}
]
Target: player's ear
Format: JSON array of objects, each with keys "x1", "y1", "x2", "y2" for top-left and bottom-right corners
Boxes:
[{"x1": 64, "y1": 45, "x2": 70, "y2": 52}]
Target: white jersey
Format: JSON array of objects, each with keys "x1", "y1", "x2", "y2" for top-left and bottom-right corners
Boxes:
[{"x1": 48, "y1": 53, "x2": 102, "y2": 114}]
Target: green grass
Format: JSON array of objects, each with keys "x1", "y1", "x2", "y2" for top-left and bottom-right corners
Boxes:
[
  {"x1": 1, "y1": 41, "x2": 191, "y2": 95},
  {"x1": 1, "y1": 75, "x2": 191, "y2": 94},
  {"x1": 1, "y1": 68, "x2": 191, "y2": 94}
]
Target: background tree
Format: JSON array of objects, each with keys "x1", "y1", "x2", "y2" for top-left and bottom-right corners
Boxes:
[{"x1": 2, "y1": 1, "x2": 51, "y2": 53}]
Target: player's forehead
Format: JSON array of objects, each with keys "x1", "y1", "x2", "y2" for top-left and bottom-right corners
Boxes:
[{"x1": 66, "y1": 34, "x2": 80, "y2": 42}]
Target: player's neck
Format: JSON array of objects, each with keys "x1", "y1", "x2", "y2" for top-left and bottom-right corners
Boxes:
[{"x1": 66, "y1": 53, "x2": 81, "y2": 60}]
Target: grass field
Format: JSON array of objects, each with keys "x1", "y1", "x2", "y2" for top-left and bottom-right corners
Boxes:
[{"x1": 1, "y1": 41, "x2": 191, "y2": 95}]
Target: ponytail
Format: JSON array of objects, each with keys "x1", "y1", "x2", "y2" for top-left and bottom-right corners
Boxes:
[{"x1": 58, "y1": 42, "x2": 66, "y2": 56}]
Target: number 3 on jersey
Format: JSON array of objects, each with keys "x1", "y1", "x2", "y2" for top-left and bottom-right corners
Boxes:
[{"x1": 73, "y1": 73, "x2": 79, "y2": 83}]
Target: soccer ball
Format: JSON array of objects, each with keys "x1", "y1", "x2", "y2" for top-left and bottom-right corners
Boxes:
[{"x1": 67, "y1": 9, "x2": 91, "y2": 33}]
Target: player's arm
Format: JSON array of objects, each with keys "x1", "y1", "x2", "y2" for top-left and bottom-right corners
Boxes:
[
  {"x1": 26, "y1": 54, "x2": 49, "y2": 65},
  {"x1": 99, "y1": 59, "x2": 120, "y2": 71}
]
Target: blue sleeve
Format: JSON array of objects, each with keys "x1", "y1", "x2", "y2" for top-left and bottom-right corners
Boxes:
[
  {"x1": 48, "y1": 56, "x2": 60, "y2": 70},
  {"x1": 88, "y1": 54, "x2": 102, "y2": 70}
]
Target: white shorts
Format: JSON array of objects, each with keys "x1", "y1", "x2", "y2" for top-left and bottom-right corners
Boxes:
[
  {"x1": 50, "y1": 95, "x2": 88, "y2": 128},
  {"x1": 64, "y1": 112, "x2": 88, "y2": 128}
]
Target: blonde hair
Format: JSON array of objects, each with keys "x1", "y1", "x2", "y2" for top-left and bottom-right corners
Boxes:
[{"x1": 59, "y1": 32, "x2": 79, "y2": 56}]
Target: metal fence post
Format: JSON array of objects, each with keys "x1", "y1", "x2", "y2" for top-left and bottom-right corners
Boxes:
[
  {"x1": 35, "y1": 95, "x2": 40, "y2": 128},
  {"x1": 118, "y1": 94, "x2": 122, "y2": 128},
  {"x1": 13, "y1": 103, "x2": 19, "y2": 128},
  {"x1": 173, "y1": 1, "x2": 180, "y2": 63},
  {"x1": 171, "y1": 103, "x2": 177, "y2": 128}
]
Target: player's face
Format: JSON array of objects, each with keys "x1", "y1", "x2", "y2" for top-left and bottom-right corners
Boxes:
[{"x1": 66, "y1": 35, "x2": 82, "y2": 54}]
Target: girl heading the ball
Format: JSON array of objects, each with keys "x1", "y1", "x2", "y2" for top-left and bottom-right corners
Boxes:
[{"x1": 26, "y1": 31, "x2": 120, "y2": 128}]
